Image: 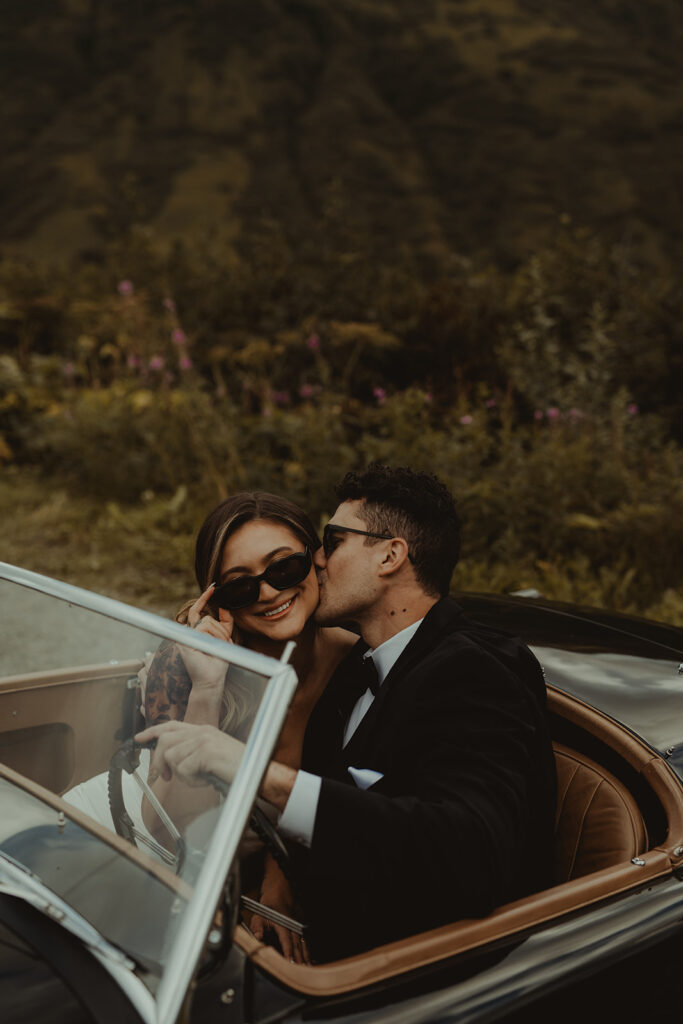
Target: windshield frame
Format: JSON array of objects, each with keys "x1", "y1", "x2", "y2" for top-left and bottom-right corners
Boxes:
[
  {"x1": 0, "y1": 561, "x2": 298, "y2": 1024},
  {"x1": 0, "y1": 561, "x2": 284, "y2": 674}
]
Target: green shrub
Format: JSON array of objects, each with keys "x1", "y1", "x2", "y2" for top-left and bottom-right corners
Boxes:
[{"x1": 1, "y1": 226, "x2": 681, "y2": 623}]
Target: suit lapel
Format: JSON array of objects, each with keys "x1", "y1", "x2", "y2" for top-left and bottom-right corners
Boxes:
[
  {"x1": 341, "y1": 598, "x2": 466, "y2": 763},
  {"x1": 302, "y1": 637, "x2": 368, "y2": 777},
  {"x1": 304, "y1": 598, "x2": 468, "y2": 773},
  {"x1": 382, "y1": 596, "x2": 466, "y2": 686}
]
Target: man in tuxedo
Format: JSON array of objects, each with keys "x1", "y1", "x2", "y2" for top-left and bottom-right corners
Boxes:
[
  {"x1": 142, "y1": 464, "x2": 556, "y2": 962},
  {"x1": 273, "y1": 464, "x2": 556, "y2": 961}
]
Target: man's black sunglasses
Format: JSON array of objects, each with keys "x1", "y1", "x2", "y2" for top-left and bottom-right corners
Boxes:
[
  {"x1": 212, "y1": 547, "x2": 312, "y2": 610},
  {"x1": 322, "y1": 524, "x2": 392, "y2": 558}
]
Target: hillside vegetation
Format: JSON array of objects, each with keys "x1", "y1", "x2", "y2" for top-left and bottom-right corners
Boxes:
[
  {"x1": 0, "y1": 2, "x2": 681, "y2": 623},
  {"x1": 2, "y1": 0, "x2": 683, "y2": 269},
  {"x1": 1, "y1": 222, "x2": 680, "y2": 623}
]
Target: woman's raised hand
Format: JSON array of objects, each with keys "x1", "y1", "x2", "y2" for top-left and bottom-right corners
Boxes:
[
  {"x1": 179, "y1": 585, "x2": 234, "y2": 703},
  {"x1": 187, "y1": 584, "x2": 234, "y2": 641}
]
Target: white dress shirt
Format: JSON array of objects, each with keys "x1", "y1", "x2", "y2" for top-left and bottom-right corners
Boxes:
[{"x1": 278, "y1": 619, "x2": 423, "y2": 847}]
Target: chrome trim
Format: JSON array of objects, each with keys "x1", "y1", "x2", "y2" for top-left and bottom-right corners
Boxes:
[
  {"x1": 129, "y1": 828, "x2": 177, "y2": 867},
  {"x1": 367, "y1": 878, "x2": 683, "y2": 1023},
  {"x1": 0, "y1": 561, "x2": 282, "y2": 678},
  {"x1": 155, "y1": 660, "x2": 298, "y2": 1024},
  {"x1": 130, "y1": 769, "x2": 182, "y2": 847},
  {"x1": 0, "y1": 851, "x2": 135, "y2": 969},
  {"x1": 240, "y1": 894, "x2": 305, "y2": 936},
  {"x1": 280, "y1": 640, "x2": 297, "y2": 664},
  {"x1": 89, "y1": 951, "x2": 157, "y2": 1024}
]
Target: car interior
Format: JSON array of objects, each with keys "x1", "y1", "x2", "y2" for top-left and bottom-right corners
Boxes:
[{"x1": 1, "y1": 658, "x2": 682, "y2": 996}]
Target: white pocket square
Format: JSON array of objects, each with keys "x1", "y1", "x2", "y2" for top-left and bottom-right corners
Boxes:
[{"x1": 348, "y1": 766, "x2": 384, "y2": 790}]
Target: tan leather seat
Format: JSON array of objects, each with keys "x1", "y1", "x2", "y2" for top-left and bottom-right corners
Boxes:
[{"x1": 553, "y1": 742, "x2": 647, "y2": 882}]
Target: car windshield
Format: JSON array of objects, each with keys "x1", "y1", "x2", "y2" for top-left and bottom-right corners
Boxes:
[{"x1": 0, "y1": 565, "x2": 296, "y2": 1022}]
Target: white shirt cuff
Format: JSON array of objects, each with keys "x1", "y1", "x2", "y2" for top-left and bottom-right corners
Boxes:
[{"x1": 277, "y1": 770, "x2": 321, "y2": 848}]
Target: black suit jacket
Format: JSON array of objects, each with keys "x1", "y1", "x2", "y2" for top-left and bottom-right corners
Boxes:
[{"x1": 298, "y1": 597, "x2": 556, "y2": 961}]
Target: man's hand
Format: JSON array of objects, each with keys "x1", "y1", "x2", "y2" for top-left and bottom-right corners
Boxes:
[
  {"x1": 135, "y1": 722, "x2": 299, "y2": 811},
  {"x1": 135, "y1": 721, "x2": 245, "y2": 788}
]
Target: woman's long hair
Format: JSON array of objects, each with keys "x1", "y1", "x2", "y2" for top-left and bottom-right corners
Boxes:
[
  {"x1": 192, "y1": 491, "x2": 320, "y2": 596},
  {"x1": 176, "y1": 492, "x2": 321, "y2": 733}
]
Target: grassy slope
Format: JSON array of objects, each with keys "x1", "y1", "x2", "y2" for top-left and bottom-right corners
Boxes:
[
  {"x1": 2, "y1": 467, "x2": 680, "y2": 627},
  {"x1": 0, "y1": 467, "x2": 196, "y2": 617}
]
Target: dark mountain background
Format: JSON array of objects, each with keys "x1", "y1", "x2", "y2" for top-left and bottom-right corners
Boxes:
[
  {"x1": 1, "y1": 0, "x2": 681, "y2": 623},
  {"x1": 2, "y1": 0, "x2": 683, "y2": 270}
]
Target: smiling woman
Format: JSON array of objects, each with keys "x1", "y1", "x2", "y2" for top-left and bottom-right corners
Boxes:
[
  {"x1": 213, "y1": 524, "x2": 319, "y2": 648},
  {"x1": 141, "y1": 491, "x2": 356, "y2": 961}
]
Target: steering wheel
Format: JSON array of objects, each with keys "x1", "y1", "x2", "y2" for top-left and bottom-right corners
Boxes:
[
  {"x1": 107, "y1": 739, "x2": 294, "y2": 884},
  {"x1": 107, "y1": 738, "x2": 186, "y2": 871}
]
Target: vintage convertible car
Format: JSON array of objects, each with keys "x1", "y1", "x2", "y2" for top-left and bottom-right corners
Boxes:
[{"x1": 1, "y1": 560, "x2": 682, "y2": 1024}]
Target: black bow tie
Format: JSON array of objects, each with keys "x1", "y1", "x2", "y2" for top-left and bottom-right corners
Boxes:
[
  {"x1": 337, "y1": 651, "x2": 381, "y2": 722},
  {"x1": 360, "y1": 654, "x2": 380, "y2": 697}
]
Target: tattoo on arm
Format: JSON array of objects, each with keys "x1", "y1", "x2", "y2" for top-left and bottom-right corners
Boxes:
[{"x1": 144, "y1": 641, "x2": 192, "y2": 725}]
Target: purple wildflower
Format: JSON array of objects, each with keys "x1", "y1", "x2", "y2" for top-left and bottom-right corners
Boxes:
[
  {"x1": 568, "y1": 408, "x2": 584, "y2": 422},
  {"x1": 373, "y1": 386, "x2": 387, "y2": 405},
  {"x1": 172, "y1": 328, "x2": 187, "y2": 346},
  {"x1": 149, "y1": 355, "x2": 165, "y2": 371},
  {"x1": 306, "y1": 334, "x2": 320, "y2": 352},
  {"x1": 627, "y1": 403, "x2": 639, "y2": 416},
  {"x1": 127, "y1": 354, "x2": 141, "y2": 369},
  {"x1": 270, "y1": 390, "x2": 291, "y2": 406},
  {"x1": 486, "y1": 398, "x2": 497, "y2": 409},
  {"x1": 459, "y1": 414, "x2": 473, "y2": 425},
  {"x1": 299, "y1": 384, "x2": 315, "y2": 399},
  {"x1": 163, "y1": 297, "x2": 177, "y2": 313},
  {"x1": 534, "y1": 410, "x2": 544, "y2": 422},
  {"x1": 179, "y1": 355, "x2": 193, "y2": 371},
  {"x1": 117, "y1": 280, "x2": 134, "y2": 296},
  {"x1": 546, "y1": 407, "x2": 560, "y2": 421}
]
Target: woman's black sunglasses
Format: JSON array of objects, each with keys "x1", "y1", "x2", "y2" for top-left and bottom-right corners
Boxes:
[{"x1": 212, "y1": 547, "x2": 312, "y2": 611}]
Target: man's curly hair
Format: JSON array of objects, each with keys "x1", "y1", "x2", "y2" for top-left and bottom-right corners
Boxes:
[{"x1": 335, "y1": 464, "x2": 461, "y2": 597}]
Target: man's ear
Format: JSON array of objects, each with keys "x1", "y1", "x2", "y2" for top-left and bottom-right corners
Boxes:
[{"x1": 376, "y1": 538, "x2": 411, "y2": 578}]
